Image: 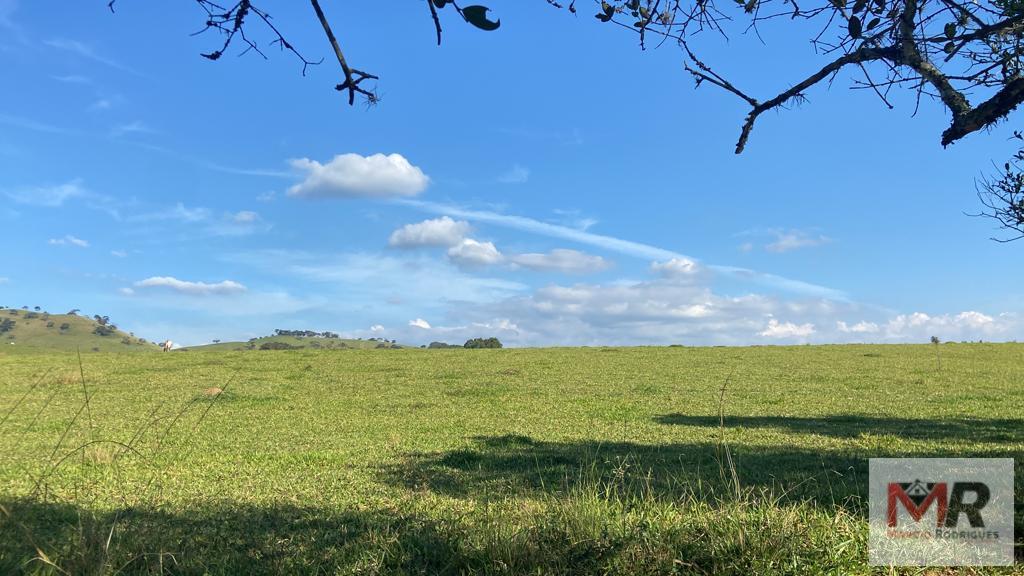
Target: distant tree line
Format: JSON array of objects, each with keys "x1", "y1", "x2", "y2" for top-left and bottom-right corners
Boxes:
[
  {"x1": 464, "y1": 338, "x2": 503, "y2": 349},
  {"x1": 425, "y1": 338, "x2": 504, "y2": 349},
  {"x1": 273, "y1": 329, "x2": 340, "y2": 339}
]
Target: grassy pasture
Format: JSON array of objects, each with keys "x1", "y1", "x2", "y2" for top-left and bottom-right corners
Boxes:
[{"x1": 0, "y1": 344, "x2": 1022, "y2": 574}]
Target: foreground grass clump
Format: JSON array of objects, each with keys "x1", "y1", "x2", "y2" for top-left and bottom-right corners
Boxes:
[
  {"x1": 0, "y1": 344, "x2": 1022, "y2": 574},
  {"x1": 1, "y1": 486, "x2": 864, "y2": 575}
]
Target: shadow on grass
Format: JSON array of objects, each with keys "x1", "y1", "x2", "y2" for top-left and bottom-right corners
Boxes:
[
  {"x1": 0, "y1": 499, "x2": 464, "y2": 575},
  {"x1": 0, "y1": 494, "x2": 873, "y2": 576},
  {"x1": 654, "y1": 413, "x2": 1024, "y2": 443},
  {"x1": 383, "y1": 434, "x2": 877, "y2": 505},
  {"x1": 381, "y1": 433, "x2": 1023, "y2": 539}
]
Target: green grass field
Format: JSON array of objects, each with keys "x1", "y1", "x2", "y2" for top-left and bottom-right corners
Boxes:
[{"x1": 1, "y1": 344, "x2": 1022, "y2": 574}]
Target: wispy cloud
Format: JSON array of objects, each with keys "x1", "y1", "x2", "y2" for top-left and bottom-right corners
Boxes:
[
  {"x1": 44, "y1": 38, "x2": 143, "y2": 76},
  {"x1": 110, "y1": 121, "x2": 156, "y2": 137},
  {"x1": 738, "y1": 227, "x2": 832, "y2": 253},
  {"x1": 397, "y1": 199, "x2": 846, "y2": 299},
  {"x1": 0, "y1": 0, "x2": 17, "y2": 28},
  {"x1": 497, "y1": 164, "x2": 530, "y2": 184},
  {"x1": 48, "y1": 235, "x2": 89, "y2": 248},
  {"x1": 51, "y1": 74, "x2": 93, "y2": 85},
  {"x1": 127, "y1": 141, "x2": 292, "y2": 178},
  {"x1": 128, "y1": 203, "x2": 210, "y2": 223},
  {"x1": 6, "y1": 181, "x2": 85, "y2": 207},
  {"x1": 0, "y1": 113, "x2": 69, "y2": 135}
]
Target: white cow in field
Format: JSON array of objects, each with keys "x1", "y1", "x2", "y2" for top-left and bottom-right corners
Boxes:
[{"x1": 161, "y1": 340, "x2": 173, "y2": 352}]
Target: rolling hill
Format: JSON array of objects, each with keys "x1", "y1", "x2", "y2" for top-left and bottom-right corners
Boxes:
[{"x1": 0, "y1": 309, "x2": 159, "y2": 353}]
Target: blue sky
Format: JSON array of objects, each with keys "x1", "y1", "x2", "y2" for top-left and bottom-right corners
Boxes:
[{"x1": 1, "y1": 0, "x2": 1021, "y2": 346}]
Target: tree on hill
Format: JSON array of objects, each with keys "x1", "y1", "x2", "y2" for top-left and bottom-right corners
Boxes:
[
  {"x1": 428, "y1": 341, "x2": 459, "y2": 349},
  {"x1": 0, "y1": 319, "x2": 15, "y2": 334},
  {"x1": 464, "y1": 337, "x2": 503, "y2": 349}
]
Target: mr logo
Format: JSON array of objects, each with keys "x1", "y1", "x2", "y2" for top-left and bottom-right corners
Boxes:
[{"x1": 887, "y1": 479, "x2": 990, "y2": 528}]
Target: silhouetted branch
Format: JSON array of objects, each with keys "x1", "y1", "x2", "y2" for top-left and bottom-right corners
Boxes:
[{"x1": 973, "y1": 133, "x2": 1024, "y2": 241}]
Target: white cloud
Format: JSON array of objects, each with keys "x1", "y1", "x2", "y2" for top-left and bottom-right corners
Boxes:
[
  {"x1": 0, "y1": 276, "x2": 8, "y2": 284},
  {"x1": 399, "y1": 200, "x2": 845, "y2": 299},
  {"x1": 287, "y1": 153, "x2": 429, "y2": 199},
  {"x1": 836, "y1": 320, "x2": 879, "y2": 333},
  {"x1": 409, "y1": 318, "x2": 432, "y2": 329},
  {"x1": 881, "y1": 311, "x2": 1007, "y2": 341},
  {"x1": 651, "y1": 257, "x2": 700, "y2": 278},
  {"x1": 48, "y1": 235, "x2": 89, "y2": 248},
  {"x1": 447, "y1": 238, "x2": 503, "y2": 267},
  {"x1": 133, "y1": 276, "x2": 247, "y2": 296},
  {"x1": 110, "y1": 249, "x2": 128, "y2": 258},
  {"x1": 765, "y1": 230, "x2": 831, "y2": 253},
  {"x1": 509, "y1": 249, "x2": 609, "y2": 274},
  {"x1": 370, "y1": 324, "x2": 385, "y2": 333},
  {"x1": 118, "y1": 287, "x2": 135, "y2": 296},
  {"x1": 6, "y1": 181, "x2": 85, "y2": 207},
  {"x1": 231, "y1": 210, "x2": 259, "y2": 224},
  {"x1": 739, "y1": 228, "x2": 832, "y2": 253},
  {"x1": 388, "y1": 216, "x2": 470, "y2": 248},
  {"x1": 760, "y1": 318, "x2": 816, "y2": 339},
  {"x1": 497, "y1": 164, "x2": 530, "y2": 184}
]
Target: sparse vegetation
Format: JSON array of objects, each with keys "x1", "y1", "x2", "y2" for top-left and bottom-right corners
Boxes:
[
  {"x1": 0, "y1": 310, "x2": 157, "y2": 352},
  {"x1": 259, "y1": 341, "x2": 301, "y2": 351}
]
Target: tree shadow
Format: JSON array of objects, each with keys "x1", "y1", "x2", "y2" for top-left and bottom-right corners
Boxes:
[
  {"x1": 383, "y1": 434, "x2": 877, "y2": 505},
  {"x1": 0, "y1": 499, "x2": 463, "y2": 575},
  {"x1": 381, "y1": 433, "x2": 1022, "y2": 534},
  {"x1": 654, "y1": 413, "x2": 1024, "y2": 443}
]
